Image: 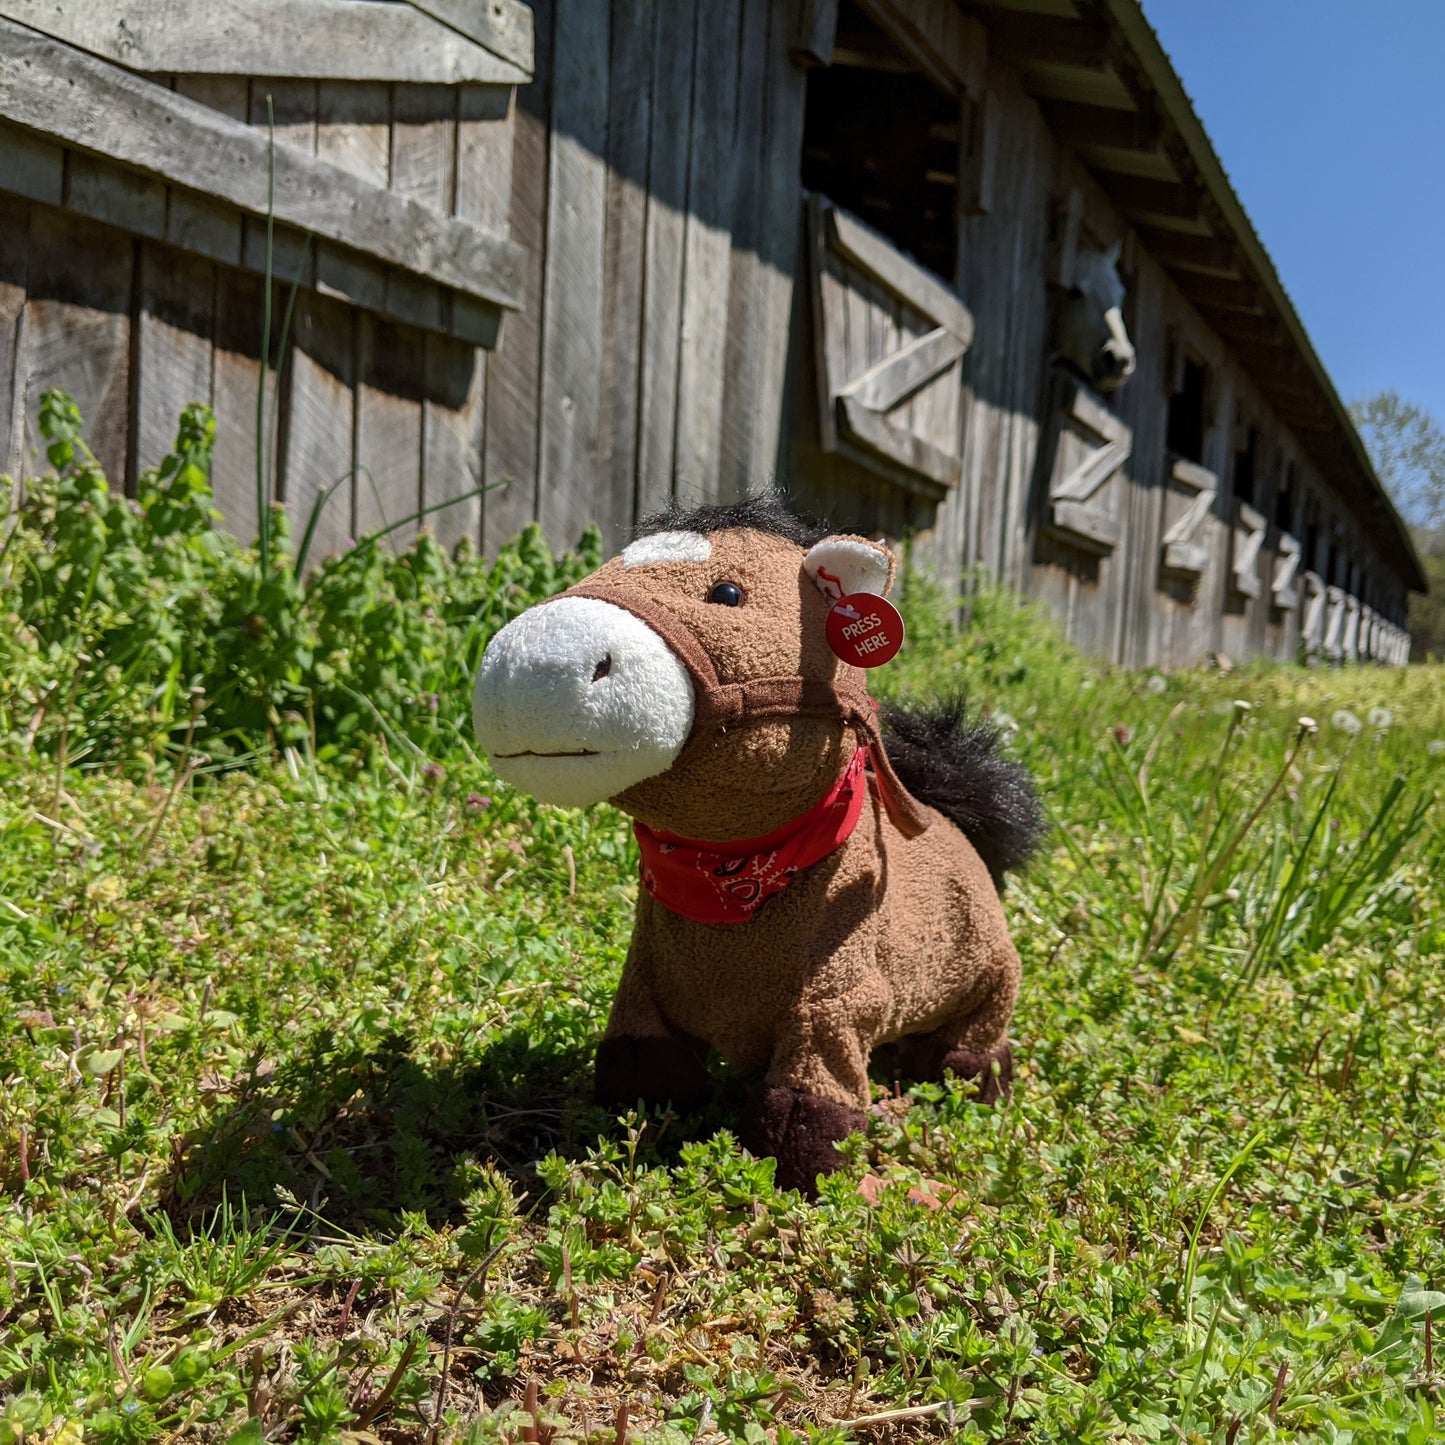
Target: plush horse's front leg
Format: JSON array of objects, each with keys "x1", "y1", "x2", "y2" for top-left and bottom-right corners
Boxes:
[
  {"x1": 893, "y1": 941, "x2": 1020, "y2": 1104},
  {"x1": 740, "y1": 973, "x2": 888, "y2": 1196},
  {"x1": 595, "y1": 949, "x2": 709, "y2": 1112}
]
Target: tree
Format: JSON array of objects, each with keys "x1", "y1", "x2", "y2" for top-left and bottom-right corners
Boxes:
[{"x1": 1349, "y1": 390, "x2": 1445, "y2": 660}]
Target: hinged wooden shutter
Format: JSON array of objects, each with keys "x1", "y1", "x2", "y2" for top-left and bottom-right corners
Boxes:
[
  {"x1": 808, "y1": 194, "x2": 973, "y2": 499},
  {"x1": 1271, "y1": 532, "x2": 1301, "y2": 611},
  {"x1": 1229, "y1": 500, "x2": 1266, "y2": 598},
  {"x1": 1158, "y1": 456, "x2": 1217, "y2": 580},
  {"x1": 1042, "y1": 376, "x2": 1132, "y2": 555}
]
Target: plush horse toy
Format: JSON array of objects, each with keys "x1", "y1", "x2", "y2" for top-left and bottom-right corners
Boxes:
[{"x1": 472, "y1": 498, "x2": 1041, "y2": 1194}]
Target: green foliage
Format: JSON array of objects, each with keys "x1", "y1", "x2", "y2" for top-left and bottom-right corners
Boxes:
[
  {"x1": 1349, "y1": 389, "x2": 1445, "y2": 658},
  {"x1": 1, "y1": 404, "x2": 1443, "y2": 1441},
  {"x1": 1350, "y1": 390, "x2": 1445, "y2": 535},
  {"x1": 0, "y1": 390, "x2": 602, "y2": 770}
]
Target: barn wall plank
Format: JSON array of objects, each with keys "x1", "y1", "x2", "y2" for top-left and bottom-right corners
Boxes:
[
  {"x1": 249, "y1": 76, "x2": 318, "y2": 155},
  {"x1": 429, "y1": 84, "x2": 513, "y2": 554},
  {"x1": 355, "y1": 314, "x2": 425, "y2": 548},
  {"x1": 371, "y1": 81, "x2": 460, "y2": 549},
  {"x1": 208, "y1": 267, "x2": 272, "y2": 544},
  {"x1": 715, "y1": 0, "x2": 770, "y2": 504},
  {"x1": 634, "y1": 0, "x2": 698, "y2": 520},
  {"x1": 172, "y1": 75, "x2": 250, "y2": 121},
  {"x1": 748, "y1": 1, "x2": 811, "y2": 487},
  {"x1": 594, "y1": 0, "x2": 654, "y2": 551},
  {"x1": 483, "y1": 0, "x2": 553, "y2": 553},
  {"x1": 672, "y1": 0, "x2": 742, "y2": 505},
  {"x1": 314, "y1": 80, "x2": 390, "y2": 309},
  {"x1": 536, "y1": 0, "x2": 610, "y2": 550},
  {"x1": 21, "y1": 207, "x2": 133, "y2": 486},
  {"x1": 0, "y1": 196, "x2": 30, "y2": 482},
  {"x1": 282, "y1": 288, "x2": 356, "y2": 566},
  {"x1": 421, "y1": 332, "x2": 484, "y2": 552},
  {"x1": 133, "y1": 242, "x2": 215, "y2": 477}
]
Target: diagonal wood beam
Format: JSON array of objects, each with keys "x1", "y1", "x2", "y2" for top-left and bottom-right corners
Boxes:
[
  {"x1": 0, "y1": 0, "x2": 529, "y2": 84},
  {"x1": 404, "y1": 0, "x2": 533, "y2": 75}
]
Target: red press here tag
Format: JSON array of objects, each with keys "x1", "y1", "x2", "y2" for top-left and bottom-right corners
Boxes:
[{"x1": 826, "y1": 593, "x2": 905, "y2": 668}]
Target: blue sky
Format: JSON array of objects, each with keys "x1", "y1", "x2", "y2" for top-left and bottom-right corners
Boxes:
[{"x1": 1139, "y1": 1, "x2": 1445, "y2": 428}]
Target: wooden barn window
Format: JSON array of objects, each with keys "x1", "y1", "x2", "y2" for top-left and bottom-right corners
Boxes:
[
  {"x1": 807, "y1": 196, "x2": 973, "y2": 497},
  {"x1": 1158, "y1": 340, "x2": 1216, "y2": 587},
  {"x1": 1233, "y1": 424, "x2": 1257, "y2": 506},
  {"x1": 800, "y1": 1, "x2": 960, "y2": 283},
  {"x1": 1275, "y1": 460, "x2": 1295, "y2": 531},
  {"x1": 1166, "y1": 357, "x2": 1209, "y2": 463}
]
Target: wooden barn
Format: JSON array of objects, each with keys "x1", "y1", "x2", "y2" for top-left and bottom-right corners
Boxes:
[{"x1": 0, "y1": 0, "x2": 1423, "y2": 667}]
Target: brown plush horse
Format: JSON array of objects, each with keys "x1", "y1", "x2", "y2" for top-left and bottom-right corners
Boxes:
[{"x1": 472, "y1": 498, "x2": 1041, "y2": 1194}]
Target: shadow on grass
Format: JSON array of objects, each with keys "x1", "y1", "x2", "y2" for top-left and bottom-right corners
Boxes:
[{"x1": 160, "y1": 1027, "x2": 753, "y2": 1230}]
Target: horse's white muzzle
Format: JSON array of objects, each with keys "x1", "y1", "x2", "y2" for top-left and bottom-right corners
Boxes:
[
  {"x1": 1095, "y1": 305, "x2": 1137, "y2": 390},
  {"x1": 472, "y1": 597, "x2": 696, "y2": 807}
]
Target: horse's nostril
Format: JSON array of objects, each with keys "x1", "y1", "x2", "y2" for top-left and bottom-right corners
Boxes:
[{"x1": 592, "y1": 653, "x2": 612, "y2": 683}]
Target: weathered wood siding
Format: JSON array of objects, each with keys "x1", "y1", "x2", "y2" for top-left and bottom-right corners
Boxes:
[
  {"x1": 781, "y1": 8, "x2": 1411, "y2": 667},
  {"x1": 0, "y1": 0, "x2": 1415, "y2": 668},
  {"x1": 478, "y1": 0, "x2": 810, "y2": 555},
  {"x1": 0, "y1": 71, "x2": 516, "y2": 554}
]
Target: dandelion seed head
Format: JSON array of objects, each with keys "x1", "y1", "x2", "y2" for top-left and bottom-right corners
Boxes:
[
  {"x1": 1366, "y1": 706, "x2": 1393, "y2": 730},
  {"x1": 1146, "y1": 674, "x2": 1168, "y2": 695},
  {"x1": 1331, "y1": 709, "x2": 1363, "y2": 737},
  {"x1": 1428, "y1": 740, "x2": 1445, "y2": 757}
]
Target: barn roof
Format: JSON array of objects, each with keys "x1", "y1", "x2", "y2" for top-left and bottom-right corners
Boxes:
[{"x1": 964, "y1": 0, "x2": 1426, "y2": 592}]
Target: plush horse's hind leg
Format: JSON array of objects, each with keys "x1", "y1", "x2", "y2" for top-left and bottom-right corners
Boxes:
[
  {"x1": 594, "y1": 956, "x2": 709, "y2": 1112},
  {"x1": 892, "y1": 947, "x2": 1020, "y2": 1105}
]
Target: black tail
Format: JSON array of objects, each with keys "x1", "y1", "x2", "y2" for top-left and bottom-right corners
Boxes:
[{"x1": 881, "y1": 697, "x2": 1045, "y2": 890}]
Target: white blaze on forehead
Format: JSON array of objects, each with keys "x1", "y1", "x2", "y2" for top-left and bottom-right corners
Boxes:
[
  {"x1": 473, "y1": 597, "x2": 695, "y2": 808},
  {"x1": 621, "y1": 530, "x2": 712, "y2": 568}
]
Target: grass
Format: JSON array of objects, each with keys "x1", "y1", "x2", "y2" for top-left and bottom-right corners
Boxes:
[{"x1": 1, "y1": 582, "x2": 1444, "y2": 1445}]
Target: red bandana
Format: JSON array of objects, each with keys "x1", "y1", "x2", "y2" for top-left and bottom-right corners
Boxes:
[{"x1": 634, "y1": 746, "x2": 870, "y2": 925}]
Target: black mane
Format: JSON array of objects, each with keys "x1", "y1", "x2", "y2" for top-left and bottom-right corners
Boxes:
[{"x1": 634, "y1": 494, "x2": 829, "y2": 549}]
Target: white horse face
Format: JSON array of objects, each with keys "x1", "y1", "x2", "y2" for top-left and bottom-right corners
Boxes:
[{"x1": 1054, "y1": 242, "x2": 1137, "y2": 393}]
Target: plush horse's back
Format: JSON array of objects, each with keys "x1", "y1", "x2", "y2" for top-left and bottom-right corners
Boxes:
[{"x1": 881, "y1": 699, "x2": 1044, "y2": 889}]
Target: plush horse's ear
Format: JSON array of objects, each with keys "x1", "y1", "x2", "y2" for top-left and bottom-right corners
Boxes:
[{"x1": 803, "y1": 535, "x2": 897, "y2": 602}]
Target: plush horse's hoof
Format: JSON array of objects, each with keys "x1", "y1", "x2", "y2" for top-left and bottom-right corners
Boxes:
[
  {"x1": 939, "y1": 1043, "x2": 1013, "y2": 1105},
  {"x1": 594, "y1": 1034, "x2": 709, "y2": 1111},
  {"x1": 889, "y1": 1035, "x2": 1014, "y2": 1105},
  {"x1": 740, "y1": 1084, "x2": 866, "y2": 1197}
]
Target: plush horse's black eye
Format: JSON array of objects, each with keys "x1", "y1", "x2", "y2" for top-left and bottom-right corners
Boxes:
[{"x1": 707, "y1": 581, "x2": 744, "y2": 606}]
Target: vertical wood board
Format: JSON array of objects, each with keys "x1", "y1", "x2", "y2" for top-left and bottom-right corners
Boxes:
[
  {"x1": 537, "y1": 0, "x2": 611, "y2": 549},
  {"x1": 482, "y1": 0, "x2": 552, "y2": 553},
  {"x1": 21, "y1": 207, "x2": 133, "y2": 486},
  {"x1": 673, "y1": 0, "x2": 742, "y2": 503},
  {"x1": 594, "y1": 0, "x2": 655, "y2": 548},
  {"x1": 282, "y1": 288, "x2": 357, "y2": 566},
  {"x1": 133, "y1": 242, "x2": 216, "y2": 477},
  {"x1": 634, "y1": 0, "x2": 697, "y2": 518}
]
